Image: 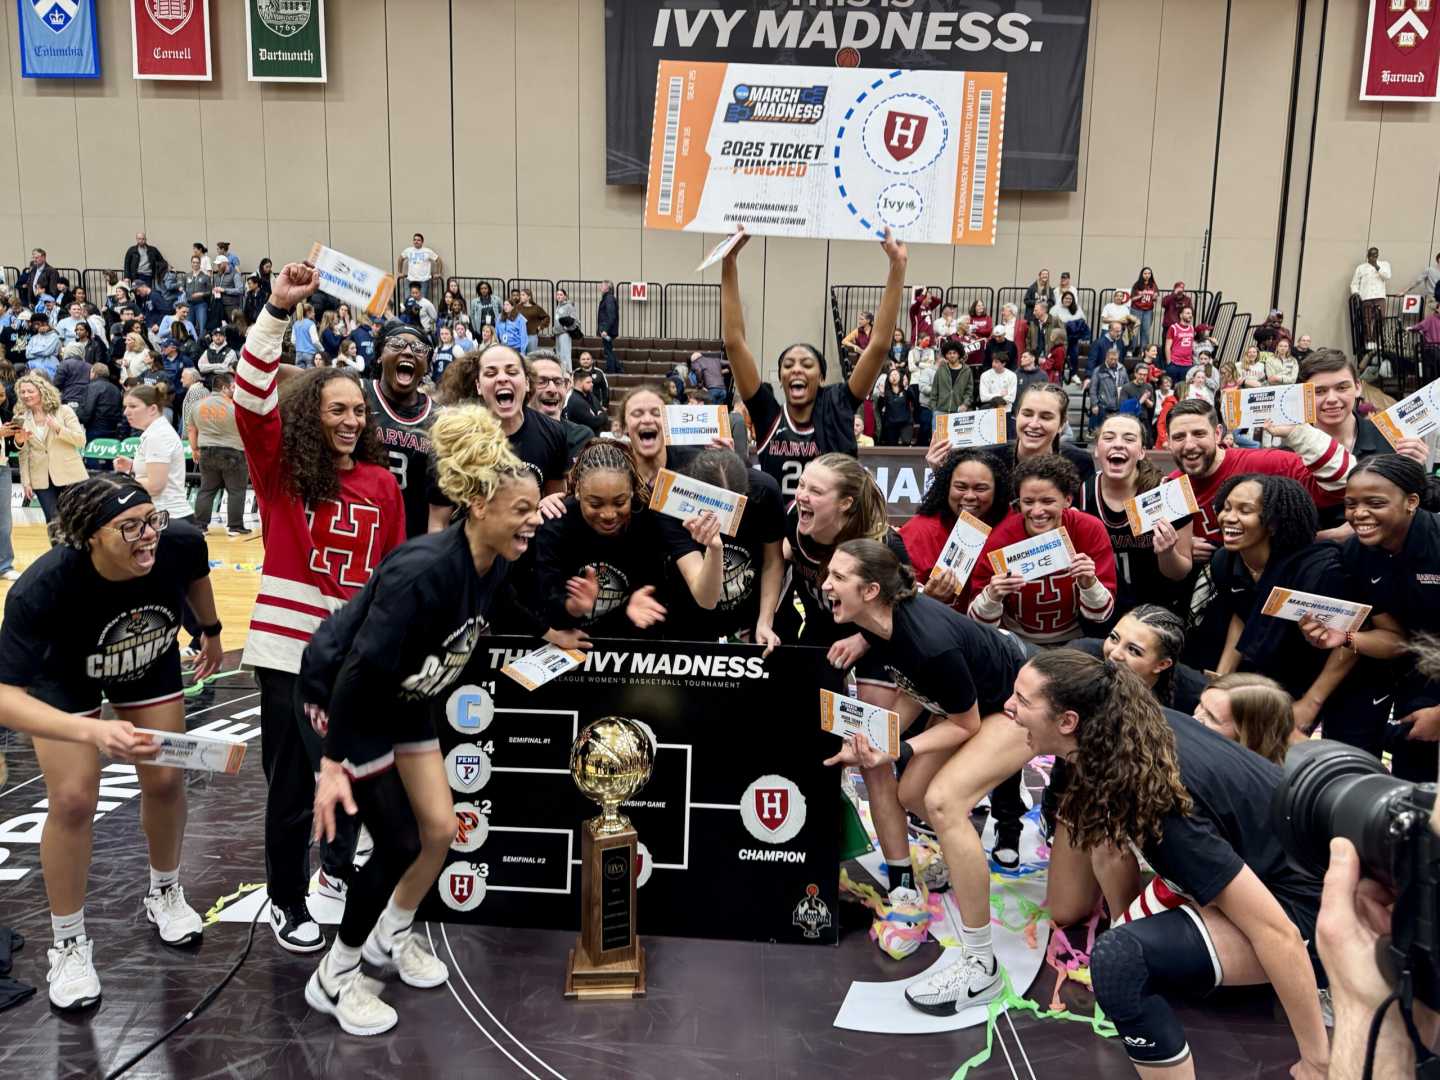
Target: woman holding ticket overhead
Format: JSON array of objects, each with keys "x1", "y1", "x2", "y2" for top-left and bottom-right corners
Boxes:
[
  {"x1": 1209, "y1": 474, "x2": 1361, "y2": 737},
  {"x1": 0, "y1": 473, "x2": 222, "y2": 1011},
  {"x1": 966, "y1": 454, "x2": 1117, "y2": 645},
  {"x1": 722, "y1": 226, "x2": 905, "y2": 500},
  {"x1": 821, "y1": 539, "x2": 1032, "y2": 971},
  {"x1": 1078, "y1": 413, "x2": 1194, "y2": 617},
  {"x1": 304, "y1": 404, "x2": 582, "y2": 1037}
]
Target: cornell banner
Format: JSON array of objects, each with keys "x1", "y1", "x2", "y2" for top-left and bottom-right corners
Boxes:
[{"x1": 605, "y1": 0, "x2": 1091, "y2": 192}]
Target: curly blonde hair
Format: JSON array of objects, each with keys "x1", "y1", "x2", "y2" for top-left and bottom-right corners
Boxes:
[
  {"x1": 14, "y1": 372, "x2": 61, "y2": 418},
  {"x1": 430, "y1": 403, "x2": 531, "y2": 507},
  {"x1": 1028, "y1": 650, "x2": 1194, "y2": 851}
]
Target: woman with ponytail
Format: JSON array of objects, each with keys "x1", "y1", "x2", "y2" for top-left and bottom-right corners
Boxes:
[
  {"x1": 305, "y1": 404, "x2": 587, "y2": 1037},
  {"x1": 821, "y1": 539, "x2": 1032, "y2": 969},
  {"x1": 1079, "y1": 413, "x2": 1194, "y2": 616},
  {"x1": 1308, "y1": 454, "x2": 1440, "y2": 779},
  {"x1": 1011, "y1": 651, "x2": 1329, "y2": 1080},
  {"x1": 0, "y1": 473, "x2": 222, "y2": 1010},
  {"x1": 1095, "y1": 604, "x2": 1205, "y2": 712}
]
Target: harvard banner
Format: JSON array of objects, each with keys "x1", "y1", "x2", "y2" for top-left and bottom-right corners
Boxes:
[
  {"x1": 244, "y1": 0, "x2": 325, "y2": 82},
  {"x1": 1361, "y1": 0, "x2": 1440, "y2": 101},
  {"x1": 131, "y1": 0, "x2": 210, "y2": 81},
  {"x1": 17, "y1": 0, "x2": 100, "y2": 79},
  {"x1": 605, "y1": 1, "x2": 1090, "y2": 192}
]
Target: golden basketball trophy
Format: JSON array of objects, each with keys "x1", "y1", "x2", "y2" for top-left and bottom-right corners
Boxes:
[{"x1": 564, "y1": 716, "x2": 654, "y2": 999}]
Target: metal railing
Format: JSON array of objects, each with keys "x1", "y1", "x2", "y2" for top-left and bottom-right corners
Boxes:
[
  {"x1": 615, "y1": 281, "x2": 665, "y2": 340},
  {"x1": 998, "y1": 285, "x2": 1099, "y2": 332},
  {"x1": 943, "y1": 286, "x2": 997, "y2": 323},
  {"x1": 1347, "y1": 293, "x2": 1424, "y2": 360},
  {"x1": 83, "y1": 268, "x2": 123, "y2": 300},
  {"x1": 1215, "y1": 311, "x2": 1253, "y2": 370},
  {"x1": 53, "y1": 266, "x2": 82, "y2": 294},
  {"x1": 660, "y1": 282, "x2": 721, "y2": 341},
  {"x1": 2, "y1": 266, "x2": 17, "y2": 291}
]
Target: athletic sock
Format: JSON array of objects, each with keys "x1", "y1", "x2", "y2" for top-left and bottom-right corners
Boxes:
[
  {"x1": 960, "y1": 920, "x2": 995, "y2": 968},
  {"x1": 149, "y1": 866, "x2": 179, "y2": 894},
  {"x1": 376, "y1": 895, "x2": 417, "y2": 947},
  {"x1": 52, "y1": 909, "x2": 85, "y2": 946},
  {"x1": 886, "y1": 855, "x2": 915, "y2": 894},
  {"x1": 325, "y1": 941, "x2": 362, "y2": 981}
]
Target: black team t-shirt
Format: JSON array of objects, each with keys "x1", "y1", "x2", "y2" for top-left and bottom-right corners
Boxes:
[
  {"x1": 785, "y1": 506, "x2": 910, "y2": 647},
  {"x1": 746, "y1": 381, "x2": 859, "y2": 501},
  {"x1": 0, "y1": 521, "x2": 209, "y2": 710},
  {"x1": 429, "y1": 407, "x2": 569, "y2": 511},
  {"x1": 859, "y1": 593, "x2": 1025, "y2": 717},
  {"x1": 1077, "y1": 474, "x2": 1191, "y2": 616},
  {"x1": 363, "y1": 380, "x2": 438, "y2": 539},
  {"x1": 657, "y1": 469, "x2": 786, "y2": 640}
]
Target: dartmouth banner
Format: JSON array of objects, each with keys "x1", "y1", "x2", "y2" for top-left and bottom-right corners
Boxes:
[
  {"x1": 244, "y1": 0, "x2": 325, "y2": 83},
  {"x1": 604, "y1": 0, "x2": 1091, "y2": 192}
]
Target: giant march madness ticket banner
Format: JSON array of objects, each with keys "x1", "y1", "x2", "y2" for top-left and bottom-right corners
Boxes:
[{"x1": 644, "y1": 61, "x2": 1005, "y2": 246}]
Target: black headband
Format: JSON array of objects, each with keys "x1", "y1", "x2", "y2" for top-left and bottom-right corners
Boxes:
[{"x1": 90, "y1": 480, "x2": 153, "y2": 540}]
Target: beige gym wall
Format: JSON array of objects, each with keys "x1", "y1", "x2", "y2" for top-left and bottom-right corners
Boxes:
[{"x1": 1, "y1": 0, "x2": 1436, "y2": 365}]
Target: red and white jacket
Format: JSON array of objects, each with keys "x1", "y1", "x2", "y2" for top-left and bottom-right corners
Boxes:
[{"x1": 235, "y1": 309, "x2": 406, "y2": 673}]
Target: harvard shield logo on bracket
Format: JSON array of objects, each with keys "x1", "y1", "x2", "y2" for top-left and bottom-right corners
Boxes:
[
  {"x1": 452, "y1": 801, "x2": 489, "y2": 853},
  {"x1": 439, "y1": 861, "x2": 487, "y2": 912},
  {"x1": 740, "y1": 774, "x2": 806, "y2": 844},
  {"x1": 445, "y1": 743, "x2": 492, "y2": 794},
  {"x1": 146, "y1": 0, "x2": 195, "y2": 35},
  {"x1": 446, "y1": 684, "x2": 494, "y2": 736}
]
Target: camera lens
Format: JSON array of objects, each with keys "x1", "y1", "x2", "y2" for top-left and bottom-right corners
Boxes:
[{"x1": 1271, "y1": 739, "x2": 1413, "y2": 887}]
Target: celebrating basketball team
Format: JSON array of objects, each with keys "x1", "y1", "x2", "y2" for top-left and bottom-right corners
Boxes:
[{"x1": 7, "y1": 234, "x2": 1435, "y2": 1078}]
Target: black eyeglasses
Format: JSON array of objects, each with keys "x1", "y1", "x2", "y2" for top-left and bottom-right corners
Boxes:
[
  {"x1": 386, "y1": 340, "x2": 432, "y2": 360},
  {"x1": 105, "y1": 510, "x2": 169, "y2": 543}
]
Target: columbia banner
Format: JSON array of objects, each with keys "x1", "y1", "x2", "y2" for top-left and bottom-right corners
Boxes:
[
  {"x1": 131, "y1": 0, "x2": 211, "y2": 81},
  {"x1": 606, "y1": 0, "x2": 1089, "y2": 192},
  {"x1": 644, "y1": 60, "x2": 1004, "y2": 246},
  {"x1": 1361, "y1": 0, "x2": 1440, "y2": 101},
  {"x1": 424, "y1": 637, "x2": 844, "y2": 945},
  {"x1": 17, "y1": 0, "x2": 100, "y2": 79},
  {"x1": 244, "y1": 0, "x2": 325, "y2": 83}
]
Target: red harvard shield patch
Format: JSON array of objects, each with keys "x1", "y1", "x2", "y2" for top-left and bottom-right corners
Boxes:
[
  {"x1": 449, "y1": 873, "x2": 474, "y2": 904},
  {"x1": 754, "y1": 787, "x2": 790, "y2": 832},
  {"x1": 883, "y1": 111, "x2": 928, "y2": 161}
]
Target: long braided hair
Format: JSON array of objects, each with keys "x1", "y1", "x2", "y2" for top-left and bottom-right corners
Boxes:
[
  {"x1": 1027, "y1": 649, "x2": 1193, "y2": 851},
  {"x1": 1115, "y1": 604, "x2": 1187, "y2": 705},
  {"x1": 568, "y1": 439, "x2": 646, "y2": 518}
]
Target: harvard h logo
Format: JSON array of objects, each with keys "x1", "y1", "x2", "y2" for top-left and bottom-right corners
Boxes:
[
  {"x1": 884, "y1": 111, "x2": 928, "y2": 161},
  {"x1": 755, "y1": 788, "x2": 789, "y2": 832}
]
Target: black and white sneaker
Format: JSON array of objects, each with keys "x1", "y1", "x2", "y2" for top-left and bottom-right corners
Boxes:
[
  {"x1": 270, "y1": 901, "x2": 325, "y2": 954},
  {"x1": 992, "y1": 820, "x2": 1023, "y2": 870},
  {"x1": 905, "y1": 953, "x2": 1004, "y2": 1016}
]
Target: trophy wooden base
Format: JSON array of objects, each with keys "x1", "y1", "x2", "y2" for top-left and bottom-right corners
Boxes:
[{"x1": 563, "y1": 944, "x2": 646, "y2": 1000}]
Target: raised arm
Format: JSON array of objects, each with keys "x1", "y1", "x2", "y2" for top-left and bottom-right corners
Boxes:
[
  {"x1": 847, "y1": 230, "x2": 908, "y2": 403},
  {"x1": 720, "y1": 229, "x2": 761, "y2": 402}
]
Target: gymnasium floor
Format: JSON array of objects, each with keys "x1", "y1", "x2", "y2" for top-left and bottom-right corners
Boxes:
[{"x1": 0, "y1": 525, "x2": 1306, "y2": 1079}]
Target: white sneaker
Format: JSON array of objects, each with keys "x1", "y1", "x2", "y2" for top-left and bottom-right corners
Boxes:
[
  {"x1": 270, "y1": 901, "x2": 326, "y2": 954},
  {"x1": 0, "y1": 569, "x2": 20, "y2": 582},
  {"x1": 363, "y1": 930, "x2": 449, "y2": 988},
  {"x1": 305, "y1": 962, "x2": 398, "y2": 1036},
  {"x1": 316, "y1": 870, "x2": 348, "y2": 904},
  {"x1": 46, "y1": 935, "x2": 101, "y2": 1010},
  {"x1": 144, "y1": 884, "x2": 203, "y2": 946},
  {"x1": 905, "y1": 951, "x2": 1004, "y2": 1015}
]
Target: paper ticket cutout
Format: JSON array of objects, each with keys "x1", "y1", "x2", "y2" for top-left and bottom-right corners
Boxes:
[
  {"x1": 307, "y1": 242, "x2": 397, "y2": 319},
  {"x1": 819, "y1": 689, "x2": 901, "y2": 759},
  {"x1": 1124, "y1": 475, "x2": 1199, "y2": 537},
  {"x1": 1260, "y1": 588, "x2": 1372, "y2": 633},
  {"x1": 934, "y1": 407, "x2": 1007, "y2": 448},
  {"x1": 648, "y1": 467, "x2": 747, "y2": 536},
  {"x1": 930, "y1": 510, "x2": 993, "y2": 592},
  {"x1": 135, "y1": 728, "x2": 246, "y2": 774},
  {"x1": 500, "y1": 644, "x2": 587, "y2": 691},
  {"x1": 987, "y1": 526, "x2": 1075, "y2": 582},
  {"x1": 1219, "y1": 383, "x2": 1316, "y2": 430},
  {"x1": 662, "y1": 404, "x2": 732, "y2": 446}
]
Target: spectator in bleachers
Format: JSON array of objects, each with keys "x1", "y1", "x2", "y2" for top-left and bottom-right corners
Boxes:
[
  {"x1": 214, "y1": 241, "x2": 237, "y2": 271},
  {"x1": 552, "y1": 288, "x2": 579, "y2": 370},
  {"x1": 156, "y1": 338, "x2": 185, "y2": 387},
  {"x1": 931, "y1": 341, "x2": 974, "y2": 415},
  {"x1": 516, "y1": 289, "x2": 549, "y2": 356},
  {"x1": 565, "y1": 368, "x2": 609, "y2": 435},
  {"x1": 123, "y1": 232, "x2": 167, "y2": 287},
  {"x1": 158, "y1": 302, "x2": 196, "y2": 345},
  {"x1": 469, "y1": 281, "x2": 501, "y2": 333},
  {"x1": 122, "y1": 331, "x2": 152, "y2": 380},
  {"x1": 24, "y1": 312, "x2": 60, "y2": 380},
  {"x1": 73, "y1": 322, "x2": 108, "y2": 377},
  {"x1": 76, "y1": 361, "x2": 122, "y2": 456},
  {"x1": 690, "y1": 350, "x2": 727, "y2": 406},
  {"x1": 840, "y1": 310, "x2": 873, "y2": 366},
  {"x1": 875, "y1": 367, "x2": 914, "y2": 446},
  {"x1": 1159, "y1": 280, "x2": 1192, "y2": 347},
  {"x1": 575, "y1": 351, "x2": 609, "y2": 410},
  {"x1": 397, "y1": 232, "x2": 440, "y2": 296},
  {"x1": 1240, "y1": 343, "x2": 1266, "y2": 388},
  {"x1": 58, "y1": 301, "x2": 105, "y2": 344},
  {"x1": 1056, "y1": 289, "x2": 1088, "y2": 382},
  {"x1": 985, "y1": 323, "x2": 1016, "y2": 370},
  {"x1": 291, "y1": 303, "x2": 321, "y2": 368},
  {"x1": 214, "y1": 258, "x2": 243, "y2": 321},
  {"x1": 997, "y1": 302, "x2": 1019, "y2": 346},
  {"x1": 1252, "y1": 310, "x2": 1291, "y2": 353},
  {"x1": 71, "y1": 286, "x2": 98, "y2": 318},
  {"x1": 1192, "y1": 324, "x2": 1216, "y2": 365},
  {"x1": 333, "y1": 339, "x2": 364, "y2": 373},
  {"x1": 1260, "y1": 337, "x2": 1297, "y2": 384},
  {"x1": 451, "y1": 320, "x2": 478, "y2": 357},
  {"x1": 1184, "y1": 364, "x2": 1214, "y2": 406},
  {"x1": 199, "y1": 326, "x2": 237, "y2": 381},
  {"x1": 979, "y1": 350, "x2": 1017, "y2": 410},
  {"x1": 441, "y1": 296, "x2": 468, "y2": 336},
  {"x1": 968, "y1": 298, "x2": 993, "y2": 339},
  {"x1": 402, "y1": 283, "x2": 437, "y2": 336},
  {"x1": 597, "y1": 280, "x2": 620, "y2": 373},
  {"x1": 497, "y1": 298, "x2": 527, "y2": 353},
  {"x1": 432, "y1": 326, "x2": 458, "y2": 383},
  {"x1": 1087, "y1": 320, "x2": 1126, "y2": 381},
  {"x1": 133, "y1": 283, "x2": 170, "y2": 336},
  {"x1": 1054, "y1": 289, "x2": 1082, "y2": 324},
  {"x1": 1023, "y1": 268, "x2": 1056, "y2": 321},
  {"x1": 931, "y1": 302, "x2": 961, "y2": 344},
  {"x1": 242, "y1": 275, "x2": 267, "y2": 324},
  {"x1": 1164, "y1": 304, "x2": 1196, "y2": 382},
  {"x1": 1130, "y1": 267, "x2": 1159, "y2": 351},
  {"x1": 318, "y1": 310, "x2": 344, "y2": 362},
  {"x1": 18, "y1": 249, "x2": 60, "y2": 306},
  {"x1": 191, "y1": 242, "x2": 211, "y2": 273},
  {"x1": 1100, "y1": 289, "x2": 1139, "y2": 346},
  {"x1": 908, "y1": 287, "x2": 942, "y2": 343},
  {"x1": 54, "y1": 343, "x2": 90, "y2": 407},
  {"x1": 349, "y1": 314, "x2": 380, "y2": 371},
  {"x1": 185, "y1": 255, "x2": 212, "y2": 337},
  {"x1": 886, "y1": 327, "x2": 907, "y2": 365},
  {"x1": 1088, "y1": 347, "x2": 1124, "y2": 432},
  {"x1": 1012, "y1": 349, "x2": 1047, "y2": 414},
  {"x1": 440, "y1": 278, "x2": 465, "y2": 317},
  {"x1": 1119, "y1": 362, "x2": 1157, "y2": 443},
  {"x1": 1350, "y1": 245, "x2": 1391, "y2": 350}
]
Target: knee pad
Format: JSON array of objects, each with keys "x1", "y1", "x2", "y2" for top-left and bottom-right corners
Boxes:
[{"x1": 1091, "y1": 908, "x2": 1219, "y2": 1066}]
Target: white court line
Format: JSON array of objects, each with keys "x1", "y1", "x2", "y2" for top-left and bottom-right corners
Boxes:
[
  {"x1": 1005, "y1": 1010, "x2": 1038, "y2": 1080},
  {"x1": 426, "y1": 924, "x2": 542, "y2": 1080},
  {"x1": 994, "y1": 1012, "x2": 1022, "y2": 1080},
  {"x1": 435, "y1": 923, "x2": 571, "y2": 1080}
]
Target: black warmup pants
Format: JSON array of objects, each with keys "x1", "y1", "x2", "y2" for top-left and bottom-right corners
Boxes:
[
  {"x1": 257, "y1": 668, "x2": 359, "y2": 909},
  {"x1": 336, "y1": 768, "x2": 422, "y2": 949}
]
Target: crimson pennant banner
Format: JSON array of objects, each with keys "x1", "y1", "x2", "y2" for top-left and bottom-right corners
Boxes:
[
  {"x1": 130, "y1": 0, "x2": 211, "y2": 81},
  {"x1": 1361, "y1": 0, "x2": 1440, "y2": 101}
]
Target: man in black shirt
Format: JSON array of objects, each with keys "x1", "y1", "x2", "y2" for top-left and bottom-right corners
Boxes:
[
  {"x1": 597, "y1": 282, "x2": 620, "y2": 373},
  {"x1": 576, "y1": 351, "x2": 609, "y2": 409},
  {"x1": 564, "y1": 369, "x2": 608, "y2": 435}
]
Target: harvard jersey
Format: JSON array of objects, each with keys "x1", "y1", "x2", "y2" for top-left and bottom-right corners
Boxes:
[
  {"x1": 363, "y1": 380, "x2": 436, "y2": 539},
  {"x1": 747, "y1": 382, "x2": 859, "y2": 500},
  {"x1": 1078, "y1": 475, "x2": 1189, "y2": 616},
  {"x1": 236, "y1": 310, "x2": 408, "y2": 673}
]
